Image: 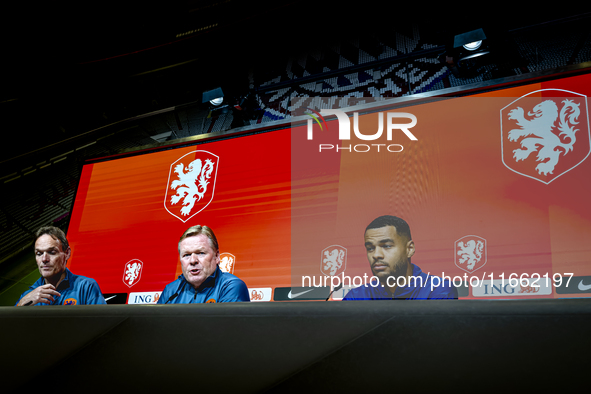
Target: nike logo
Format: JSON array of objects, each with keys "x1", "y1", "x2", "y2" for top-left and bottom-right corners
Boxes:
[
  {"x1": 104, "y1": 295, "x2": 117, "y2": 302},
  {"x1": 288, "y1": 289, "x2": 315, "y2": 299},
  {"x1": 578, "y1": 280, "x2": 591, "y2": 291}
]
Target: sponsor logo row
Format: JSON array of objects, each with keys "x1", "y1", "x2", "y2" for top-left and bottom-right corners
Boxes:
[
  {"x1": 103, "y1": 275, "x2": 591, "y2": 304},
  {"x1": 104, "y1": 288, "x2": 274, "y2": 305},
  {"x1": 104, "y1": 287, "x2": 329, "y2": 304}
]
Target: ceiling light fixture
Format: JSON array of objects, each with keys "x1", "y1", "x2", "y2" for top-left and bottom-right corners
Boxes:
[
  {"x1": 463, "y1": 40, "x2": 482, "y2": 51},
  {"x1": 202, "y1": 87, "x2": 224, "y2": 106}
]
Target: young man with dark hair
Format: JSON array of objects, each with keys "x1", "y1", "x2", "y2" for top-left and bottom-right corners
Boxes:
[{"x1": 343, "y1": 215, "x2": 457, "y2": 300}]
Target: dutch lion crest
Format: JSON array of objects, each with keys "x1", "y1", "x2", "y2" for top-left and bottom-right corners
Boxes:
[
  {"x1": 123, "y1": 259, "x2": 143, "y2": 288},
  {"x1": 501, "y1": 90, "x2": 590, "y2": 184},
  {"x1": 170, "y1": 158, "x2": 215, "y2": 216},
  {"x1": 219, "y1": 253, "x2": 235, "y2": 274},
  {"x1": 164, "y1": 151, "x2": 219, "y2": 222},
  {"x1": 321, "y1": 245, "x2": 347, "y2": 276},
  {"x1": 455, "y1": 235, "x2": 486, "y2": 273},
  {"x1": 508, "y1": 99, "x2": 579, "y2": 176}
]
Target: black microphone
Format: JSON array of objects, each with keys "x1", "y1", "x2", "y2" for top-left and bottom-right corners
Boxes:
[
  {"x1": 165, "y1": 293, "x2": 179, "y2": 304},
  {"x1": 165, "y1": 281, "x2": 187, "y2": 304},
  {"x1": 325, "y1": 283, "x2": 343, "y2": 301}
]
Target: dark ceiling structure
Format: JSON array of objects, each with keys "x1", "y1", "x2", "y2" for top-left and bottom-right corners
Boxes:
[{"x1": 1, "y1": 1, "x2": 590, "y2": 173}]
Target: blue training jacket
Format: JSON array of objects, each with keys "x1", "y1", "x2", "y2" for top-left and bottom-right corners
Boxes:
[
  {"x1": 16, "y1": 268, "x2": 106, "y2": 306},
  {"x1": 158, "y1": 265, "x2": 250, "y2": 304}
]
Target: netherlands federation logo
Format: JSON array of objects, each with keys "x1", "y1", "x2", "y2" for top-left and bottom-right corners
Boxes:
[
  {"x1": 500, "y1": 89, "x2": 590, "y2": 184},
  {"x1": 164, "y1": 150, "x2": 219, "y2": 222},
  {"x1": 249, "y1": 288, "x2": 272, "y2": 302},
  {"x1": 123, "y1": 259, "x2": 143, "y2": 288},
  {"x1": 219, "y1": 252, "x2": 235, "y2": 274},
  {"x1": 455, "y1": 235, "x2": 486, "y2": 274},
  {"x1": 251, "y1": 289, "x2": 264, "y2": 301},
  {"x1": 321, "y1": 245, "x2": 347, "y2": 276}
]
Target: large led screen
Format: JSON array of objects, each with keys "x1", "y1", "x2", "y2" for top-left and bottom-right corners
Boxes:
[{"x1": 67, "y1": 71, "x2": 591, "y2": 302}]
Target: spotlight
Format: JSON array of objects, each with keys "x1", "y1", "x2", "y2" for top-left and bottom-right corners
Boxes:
[
  {"x1": 210, "y1": 97, "x2": 223, "y2": 106},
  {"x1": 439, "y1": 28, "x2": 491, "y2": 78},
  {"x1": 202, "y1": 87, "x2": 224, "y2": 106},
  {"x1": 453, "y1": 28, "x2": 489, "y2": 60},
  {"x1": 463, "y1": 40, "x2": 482, "y2": 51}
]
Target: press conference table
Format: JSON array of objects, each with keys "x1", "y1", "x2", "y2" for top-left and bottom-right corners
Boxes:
[{"x1": 2, "y1": 299, "x2": 589, "y2": 393}]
